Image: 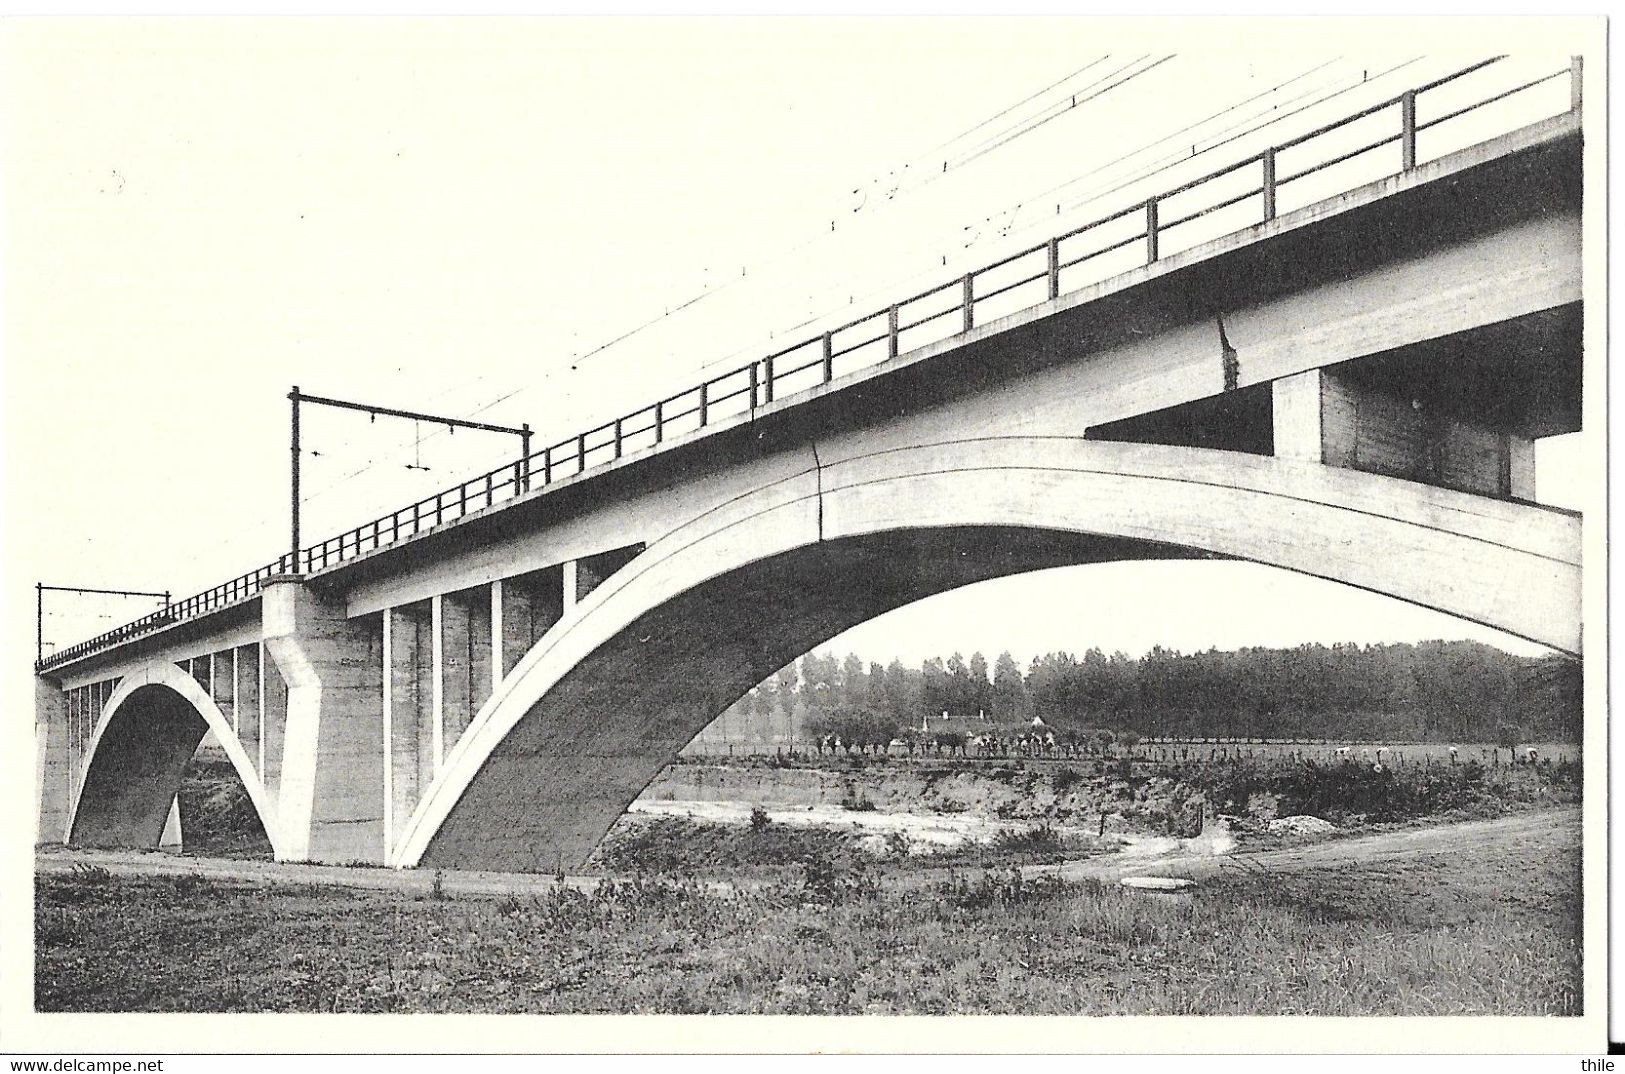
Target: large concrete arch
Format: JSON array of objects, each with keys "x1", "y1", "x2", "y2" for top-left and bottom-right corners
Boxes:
[
  {"x1": 68, "y1": 661, "x2": 283, "y2": 856},
  {"x1": 391, "y1": 437, "x2": 1580, "y2": 872}
]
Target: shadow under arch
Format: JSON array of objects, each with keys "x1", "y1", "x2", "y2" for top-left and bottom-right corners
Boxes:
[
  {"x1": 392, "y1": 437, "x2": 1580, "y2": 873},
  {"x1": 69, "y1": 662, "x2": 283, "y2": 857}
]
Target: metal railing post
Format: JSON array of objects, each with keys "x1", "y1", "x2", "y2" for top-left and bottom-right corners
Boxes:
[
  {"x1": 698, "y1": 382, "x2": 709, "y2": 426},
  {"x1": 887, "y1": 305, "x2": 899, "y2": 360},
  {"x1": 763, "y1": 357, "x2": 775, "y2": 404},
  {"x1": 577, "y1": 432, "x2": 587, "y2": 474},
  {"x1": 1401, "y1": 91, "x2": 1417, "y2": 170},
  {"x1": 1046, "y1": 240, "x2": 1060, "y2": 300},
  {"x1": 613, "y1": 418, "x2": 623, "y2": 459},
  {"x1": 749, "y1": 363, "x2": 760, "y2": 409},
  {"x1": 519, "y1": 423, "x2": 532, "y2": 492},
  {"x1": 1570, "y1": 55, "x2": 1584, "y2": 113},
  {"x1": 962, "y1": 274, "x2": 974, "y2": 331},
  {"x1": 821, "y1": 332, "x2": 834, "y2": 382},
  {"x1": 653, "y1": 400, "x2": 664, "y2": 445},
  {"x1": 1145, "y1": 199, "x2": 1159, "y2": 263},
  {"x1": 1261, "y1": 148, "x2": 1277, "y2": 221}
]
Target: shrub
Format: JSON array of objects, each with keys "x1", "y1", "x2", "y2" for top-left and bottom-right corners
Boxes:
[
  {"x1": 799, "y1": 849, "x2": 876, "y2": 905},
  {"x1": 992, "y1": 823, "x2": 1075, "y2": 856},
  {"x1": 937, "y1": 866, "x2": 1062, "y2": 909},
  {"x1": 840, "y1": 789, "x2": 877, "y2": 812}
]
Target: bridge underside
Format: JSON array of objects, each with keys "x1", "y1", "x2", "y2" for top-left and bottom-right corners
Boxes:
[{"x1": 418, "y1": 528, "x2": 1189, "y2": 872}]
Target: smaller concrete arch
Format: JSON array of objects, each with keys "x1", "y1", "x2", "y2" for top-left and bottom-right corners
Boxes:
[{"x1": 68, "y1": 660, "x2": 283, "y2": 857}]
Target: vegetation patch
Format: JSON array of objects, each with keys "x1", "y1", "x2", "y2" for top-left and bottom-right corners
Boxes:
[
  {"x1": 586, "y1": 816, "x2": 862, "y2": 877},
  {"x1": 36, "y1": 823, "x2": 1579, "y2": 1015}
]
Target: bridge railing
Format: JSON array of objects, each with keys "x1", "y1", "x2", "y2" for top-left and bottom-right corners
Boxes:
[{"x1": 35, "y1": 56, "x2": 1581, "y2": 674}]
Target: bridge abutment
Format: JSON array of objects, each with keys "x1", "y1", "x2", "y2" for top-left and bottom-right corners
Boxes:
[{"x1": 35, "y1": 678, "x2": 70, "y2": 845}]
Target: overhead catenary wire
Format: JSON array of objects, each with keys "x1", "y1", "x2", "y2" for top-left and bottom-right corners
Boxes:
[
  {"x1": 246, "y1": 55, "x2": 1450, "y2": 540},
  {"x1": 554, "y1": 55, "x2": 1435, "y2": 391},
  {"x1": 248, "y1": 55, "x2": 1494, "y2": 572},
  {"x1": 272, "y1": 55, "x2": 1187, "y2": 520},
  {"x1": 284, "y1": 55, "x2": 1426, "y2": 534},
  {"x1": 918, "y1": 54, "x2": 1117, "y2": 157}
]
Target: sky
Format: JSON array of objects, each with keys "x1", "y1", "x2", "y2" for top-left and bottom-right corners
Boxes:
[{"x1": 3, "y1": 19, "x2": 1594, "y2": 666}]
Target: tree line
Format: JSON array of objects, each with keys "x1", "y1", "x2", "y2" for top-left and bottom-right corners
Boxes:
[{"x1": 706, "y1": 640, "x2": 1580, "y2": 745}]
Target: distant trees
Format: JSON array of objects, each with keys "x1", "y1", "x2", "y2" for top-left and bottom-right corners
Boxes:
[
  {"x1": 708, "y1": 640, "x2": 1580, "y2": 746},
  {"x1": 804, "y1": 705, "x2": 900, "y2": 753},
  {"x1": 992, "y1": 651, "x2": 1024, "y2": 720}
]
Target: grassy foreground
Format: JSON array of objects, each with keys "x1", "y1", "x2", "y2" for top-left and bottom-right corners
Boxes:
[{"x1": 37, "y1": 825, "x2": 1579, "y2": 1015}]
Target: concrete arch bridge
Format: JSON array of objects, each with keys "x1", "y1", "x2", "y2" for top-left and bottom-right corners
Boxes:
[{"x1": 34, "y1": 99, "x2": 1585, "y2": 872}]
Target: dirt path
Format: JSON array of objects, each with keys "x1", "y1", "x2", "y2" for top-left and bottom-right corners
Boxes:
[{"x1": 35, "y1": 807, "x2": 1579, "y2": 899}]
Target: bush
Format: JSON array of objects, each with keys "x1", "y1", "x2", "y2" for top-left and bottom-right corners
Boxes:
[
  {"x1": 840, "y1": 790, "x2": 877, "y2": 812},
  {"x1": 991, "y1": 823, "x2": 1077, "y2": 856},
  {"x1": 800, "y1": 850, "x2": 876, "y2": 905},
  {"x1": 171, "y1": 873, "x2": 206, "y2": 897},
  {"x1": 750, "y1": 806, "x2": 771, "y2": 831},
  {"x1": 937, "y1": 866, "x2": 1063, "y2": 909}
]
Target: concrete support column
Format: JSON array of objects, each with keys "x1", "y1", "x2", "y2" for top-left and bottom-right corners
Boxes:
[
  {"x1": 261, "y1": 577, "x2": 386, "y2": 864},
  {"x1": 1271, "y1": 366, "x2": 1535, "y2": 500},
  {"x1": 35, "y1": 677, "x2": 70, "y2": 846},
  {"x1": 1508, "y1": 435, "x2": 1537, "y2": 501},
  {"x1": 562, "y1": 560, "x2": 579, "y2": 611},
  {"x1": 1270, "y1": 370, "x2": 1325, "y2": 462}
]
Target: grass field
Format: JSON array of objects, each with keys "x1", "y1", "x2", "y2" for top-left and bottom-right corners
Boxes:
[{"x1": 36, "y1": 818, "x2": 1580, "y2": 1015}]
